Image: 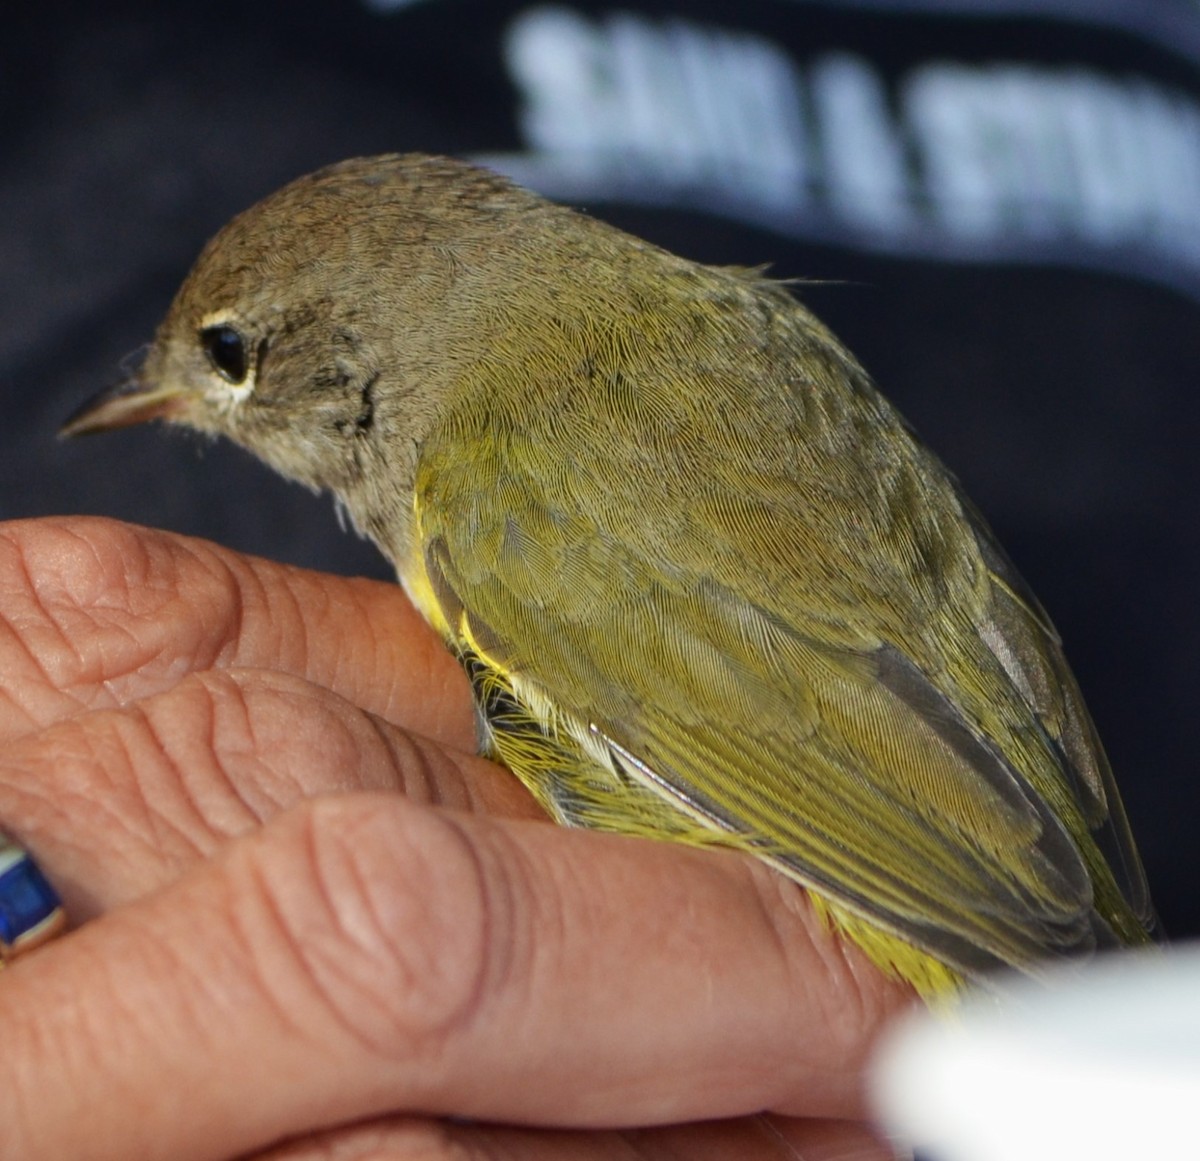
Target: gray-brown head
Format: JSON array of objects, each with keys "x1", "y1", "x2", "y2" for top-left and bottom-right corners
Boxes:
[{"x1": 62, "y1": 154, "x2": 552, "y2": 506}]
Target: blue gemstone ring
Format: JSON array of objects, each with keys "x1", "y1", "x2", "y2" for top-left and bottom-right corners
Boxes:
[{"x1": 0, "y1": 836, "x2": 65, "y2": 962}]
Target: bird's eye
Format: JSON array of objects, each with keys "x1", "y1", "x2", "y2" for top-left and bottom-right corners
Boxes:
[{"x1": 200, "y1": 324, "x2": 250, "y2": 385}]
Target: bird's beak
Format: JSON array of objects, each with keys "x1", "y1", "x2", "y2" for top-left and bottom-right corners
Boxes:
[{"x1": 59, "y1": 377, "x2": 190, "y2": 438}]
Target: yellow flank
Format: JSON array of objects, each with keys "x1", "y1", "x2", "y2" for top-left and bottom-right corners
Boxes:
[
  {"x1": 396, "y1": 539, "x2": 452, "y2": 642},
  {"x1": 805, "y1": 895, "x2": 964, "y2": 998},
  {"x1": 67, "y1": 152, "x2": 1161, "y2": 1001}
]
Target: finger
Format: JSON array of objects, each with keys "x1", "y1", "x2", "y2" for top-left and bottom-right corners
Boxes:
[
  {"x1": 0, "y1": 794, "x2": 912, "y2": 1160},
  {"x1": 0, "y1": 667, "x2": 540, "y2": 918},
  {"x1": 253, "y1": 1113, "x2": 900, "y2": 1160},
  {"x1": 0, "y1": 516, "x2": 473, "y2": 748}
]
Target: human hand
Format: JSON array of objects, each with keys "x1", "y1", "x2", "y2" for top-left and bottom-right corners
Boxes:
[{"x1": 0, "y1": 516, "x2": 912, "y2": 1159}]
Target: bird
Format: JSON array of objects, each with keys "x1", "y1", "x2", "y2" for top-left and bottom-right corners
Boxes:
[{"x1": 62, "y1": 153, "x2": 1158, "y2": 998}]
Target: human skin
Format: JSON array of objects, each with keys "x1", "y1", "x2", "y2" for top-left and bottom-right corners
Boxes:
[{"x1": 0, "y1": 515, "x2": 912, "y2": 1160}]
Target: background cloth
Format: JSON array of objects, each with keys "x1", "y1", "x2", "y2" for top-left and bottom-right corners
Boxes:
[{"x1": 4, "y1": 0, "x2": 1198, "y2": 940}]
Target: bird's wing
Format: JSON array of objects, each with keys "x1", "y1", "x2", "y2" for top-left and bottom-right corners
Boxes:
[
  {"x1": 411, "y1": 303, "x2": 1154, "y2": 978},
  {"x1": 952, "y1": 497, "x2": 1158, "y2": 943}
]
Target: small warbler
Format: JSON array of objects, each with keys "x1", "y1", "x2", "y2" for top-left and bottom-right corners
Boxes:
[{"x1": 63, "y1": 154, "x2": 1158, "y2": 997}]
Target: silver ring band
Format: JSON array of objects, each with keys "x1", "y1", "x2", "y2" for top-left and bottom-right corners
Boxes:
[{"x1": 0, "y1": 836, "x2": 65, "y2": 962}]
